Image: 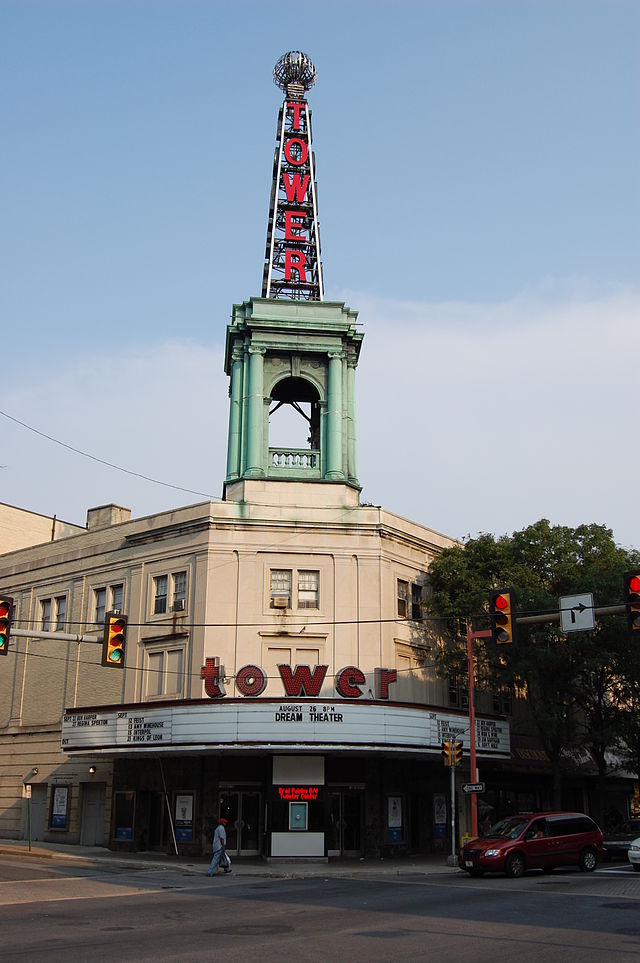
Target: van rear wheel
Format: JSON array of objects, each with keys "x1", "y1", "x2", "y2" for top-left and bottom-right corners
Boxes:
[
  {"x1": 579, "y1": 848, "x2": 597, "y2": 872},
  {"x1": 505, "y1": 853, "x2": 526, "y2": 878}
]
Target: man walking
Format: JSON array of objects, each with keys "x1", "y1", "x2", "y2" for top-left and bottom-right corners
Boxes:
[{"x1": 206, "y1": 816, "x2": 231, "y2": 876}]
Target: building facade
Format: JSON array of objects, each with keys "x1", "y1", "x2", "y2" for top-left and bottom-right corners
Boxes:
[{"x1": 3, "y1": 52, "x2": 626, "y2": 859}]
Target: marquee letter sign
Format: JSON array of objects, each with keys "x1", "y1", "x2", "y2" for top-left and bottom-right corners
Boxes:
[
  {"x1": 200, "y1": 659, "x2": 397, "y2": 701},
  {"x1": 262, "y1": 52, "x2": 323, "y2": 301}
]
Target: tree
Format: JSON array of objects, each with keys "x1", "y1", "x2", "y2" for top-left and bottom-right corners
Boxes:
[{"x1": 425, "y1": 519, "x2": 637, "y2": 811}]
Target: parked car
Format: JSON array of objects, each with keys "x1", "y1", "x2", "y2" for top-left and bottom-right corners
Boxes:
[
  {"x1": 627, "y1": 837, "x2": 640, "y2": 872},
  {"x1": 459, "y1": 811, "x2": 604, "y2": 878},
  {"x1": 603, "y1": 819, "x2": 640, "y2": 859}
]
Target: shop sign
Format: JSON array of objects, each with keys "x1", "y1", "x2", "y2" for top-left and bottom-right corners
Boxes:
[
  {"x1": 175, "y1": 792, "x2": 194, "y2": 842},
  {"x1": 50, "y1": 785, "x2": 69, "y2": 829},
  {"x1": 62, "y1": 708, "x2": 172, "y2": 749},
  {"x1": 278, "y1": 786, "x2": 319, "y2": 802},
  {"x1": 62, "y1": 702, "x2": 510, "y2": 757},
  {"x1": 201, "y1": 657, "x2": 397, "y2": 701}
]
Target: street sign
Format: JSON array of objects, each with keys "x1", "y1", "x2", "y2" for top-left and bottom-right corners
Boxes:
[
  {"x1": 560, "y1": 593, "x2": 595, "y2": 633},
  {"x1": 462, "y1": 782, "x2": 485, "y2": 794}
]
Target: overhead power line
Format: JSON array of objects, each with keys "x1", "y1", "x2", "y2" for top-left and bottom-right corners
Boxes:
[{"x1": 0, "y1": 408, "x2": 218, "y2": 500}]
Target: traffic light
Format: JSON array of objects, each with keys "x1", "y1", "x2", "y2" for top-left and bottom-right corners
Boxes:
[
  {"x1": 489, "y1": 589, "x2": 517, "y2": 645},
  {"x1": 0, "y1": 596, "x2": 13, "y2": 656},
  {"x1": 102, "y1": 612, "x2": 127, "y2": 668},
  {"x1": 623, "y1": 571, "x2": 640, "y2": 636},
  {"x1": 453, "y1": 740, "x2": 463, "y2": 767},
  {"x1": 442, "y1": 740, "x2": 452, "y2": 766}
]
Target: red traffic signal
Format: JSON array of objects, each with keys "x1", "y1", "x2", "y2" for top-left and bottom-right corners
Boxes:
[
  {"x1": 0, "y1": 596, "x2": 14, "y2": 656},
  {"x1": 624, "y1": 571, "x2": 640, "y2": 636},
  {"x1": 102, "y1": 612, "x2": 128, "y2": 668},
  {"x1": 442, "y1": 740, "x2": 452, "y2": 767},
  {"x1": 489, "y1": 589, "x2": 517, "y2": 645}
]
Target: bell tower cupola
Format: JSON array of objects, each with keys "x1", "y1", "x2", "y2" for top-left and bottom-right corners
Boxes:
[{"x1": 223, "y1": 54, "x2": 363, "y2": 505}]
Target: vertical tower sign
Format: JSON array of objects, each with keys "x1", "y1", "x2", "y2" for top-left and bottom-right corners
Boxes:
[{"x1": 262, "y1": 51, "x2": 324, "y2": 301}]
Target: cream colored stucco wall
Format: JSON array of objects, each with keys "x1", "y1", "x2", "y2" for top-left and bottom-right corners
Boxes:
[
  {"x1": 0, "y1": 487, "x2": 459, "y2": 841},
  {"x1": 0, "y1": 503, "x2": 84, "y2": 553}
]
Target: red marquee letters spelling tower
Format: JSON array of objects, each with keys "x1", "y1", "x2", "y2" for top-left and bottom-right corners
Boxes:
[{"x1": 262, "y1": 51, "x2": 324, "y2": 301}]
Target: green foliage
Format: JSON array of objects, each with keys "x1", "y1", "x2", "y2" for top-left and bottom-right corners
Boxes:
[{"x1": 425, "y1": 519, "x2": 639, "y2": 804}]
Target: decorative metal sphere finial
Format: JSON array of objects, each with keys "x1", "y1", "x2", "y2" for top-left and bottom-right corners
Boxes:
[{"x1": 273, "y1": 51, "x2": 317, "y2": 99}]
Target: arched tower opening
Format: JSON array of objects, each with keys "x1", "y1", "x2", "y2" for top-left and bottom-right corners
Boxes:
[{"x1": 269, "y1": 376, "x2": 320, "y2": 455}]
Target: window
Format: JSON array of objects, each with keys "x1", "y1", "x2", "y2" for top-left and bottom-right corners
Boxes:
[
  {"x1": 146, "y1": 646, "x2": 184, "y2": 699},
  {"x1": 94, "y1": 583, "x2": 124, "y2": 625},
  {"x1": 153, "y1": 572, "x2": 187, "y2": 615},
  {"x1": 411, "y1": 584, "x2": 423, "y2": 621},
  {"x1": 41, "y1": 598, "x2": 52, "y2": 631},
  {"x1": 448, "y1": 673, "x2": 468, "y2": 709},
  {"x1": 111, "y1": 583, "x2": 124, "y2": 612},
  {"x1": 172, "y1": 572, "x2": 186, "y2": 611},
  {"x1": 153, "y1": 575, "x2": 168, "y2": 614},
  {"x1": 397, "y1": 580, "x2": 408, "y2": 618},
  {"x1": 94, "y1": 588, "x2": 107, "y2": 625},
  {"x1": 270, "y1": 570, "x2": 292, "y2": 608},
  {"x1": 397, "y1": 578, "x2": 423, "y2": 620},
  {"x1": 298, "y1": 570, "x2": 319, "y2": 609},
  {"x1": 492, "y1": 688, "x2": 513, "y2": 715},
  {"x1": 54, "y1": 596, "x2": 67, "y2": 632}
]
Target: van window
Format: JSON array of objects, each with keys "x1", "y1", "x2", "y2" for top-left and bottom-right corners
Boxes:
[{"x1": 548, "y1": 816, "x2": 594, "y2": 837}]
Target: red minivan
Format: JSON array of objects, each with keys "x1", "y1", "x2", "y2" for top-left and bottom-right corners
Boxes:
[{"x1": 459, "y1": 812, "x2": 605, "y2": 878}]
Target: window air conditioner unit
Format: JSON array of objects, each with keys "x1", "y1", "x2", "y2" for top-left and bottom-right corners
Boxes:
[
  {"x1": 272, "y1": 597, "x2": 288, "y2": 609},
  {"x1": 172, "y1": 599, "x2": 185, "y2": 612}
]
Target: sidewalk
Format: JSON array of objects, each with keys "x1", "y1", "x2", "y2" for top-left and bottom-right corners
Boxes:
[{"x1": 0, "y1": 837, "x2": 461, "y2": 878}]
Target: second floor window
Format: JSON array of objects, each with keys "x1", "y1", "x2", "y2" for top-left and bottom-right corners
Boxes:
[
  {"x1": 41, "y1": 598, "x2": 52, "y2": 631},
  {"x1": 397, "y1": 579, "x2": 423, "y2": 620},
  {"x1": 95, "y1": 583, "x2": 124, "y2": 625},
  {"x1": 95, "y1": 588, "x2": 107, "y2": 625},
  {"x1": 55, "y1": 596, "x2": 67, "y2": 632},
  {"x1": 449, "y1": 673, "x2": 469, "y2": 709},
  {"x1": 153, "y1": 575, "x2": 168, "y2": 614},
  {"x1": 493, "y1": 688, "x2": 513, "y2": 715},
  {"x1": 153, "y1": 571, "x2": 188, "y2": 615},
  {"x1": 173, "y1": 572, "x2": 186, "y2": 610},
  {"x1": 397, "y1": 580, "x2": 409, "y2": 618},
  {"x1": 298, "y1": 570, "x2": 319, "y2": 609},
  {"x1": 270, "y1": 570, "x2": 292, "y2": 608}
]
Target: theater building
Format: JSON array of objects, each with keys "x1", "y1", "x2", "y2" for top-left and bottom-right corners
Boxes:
[{"x1": 0, "y1": 52, "x2": 520, "y2": 858}]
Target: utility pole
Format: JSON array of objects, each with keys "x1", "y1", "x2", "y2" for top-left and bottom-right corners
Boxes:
[{"x1": 466, "y1": 624, "x2": 492, "y2": 838}]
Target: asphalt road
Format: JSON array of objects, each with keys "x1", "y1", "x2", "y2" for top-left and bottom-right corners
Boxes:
[{"x1": 1, "y1": 855, "x2": 639, "y2": 962}]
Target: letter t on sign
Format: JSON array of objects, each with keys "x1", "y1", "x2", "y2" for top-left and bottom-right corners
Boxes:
[{"x1": 200, "y1": 657, "x2": 226, "y2": 699}]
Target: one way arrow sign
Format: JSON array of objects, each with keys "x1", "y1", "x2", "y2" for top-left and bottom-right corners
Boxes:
[
  {"x1": 462, "y1": 782, "x2": 485, "y2": 794},
  {"x1": 560, "y1": 593, "x2": 595, "y2": 633}
]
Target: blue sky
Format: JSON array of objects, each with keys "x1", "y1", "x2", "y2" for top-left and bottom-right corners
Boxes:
[{"x1": 2, "y1": 0, "x2": 639, "y2": 549}]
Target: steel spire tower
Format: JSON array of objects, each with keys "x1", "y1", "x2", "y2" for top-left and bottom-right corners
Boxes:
[{"x1": 262, "y1": 51, "x2": 324, "y2": 301}]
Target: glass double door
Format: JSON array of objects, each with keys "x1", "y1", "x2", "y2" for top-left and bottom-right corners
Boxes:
[
  {"x1": 327, "y1": 789, "x2": 362, "y2": 857},
  {"x1": 219, "y1": 790, "x2": 261, "y2": 856}
]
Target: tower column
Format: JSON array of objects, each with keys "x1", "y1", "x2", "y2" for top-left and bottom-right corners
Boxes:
[
  {"x1": 326, "y1": 351, "x2": 345, "y2": 479},
  {"x1": 225, "y1": 346, "x2": 244, "y2": 481},
  {"x1": 246, "y1": 345, "x2": 266, "y2": 477},
  {"x1": 346, "y1": 352, "x2": 359, "y2": 485}
]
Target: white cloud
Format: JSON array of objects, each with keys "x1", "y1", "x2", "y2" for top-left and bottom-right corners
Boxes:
[
  {"x1": 2, "y1": 287, "x2": 639, "y2": 549},
  {"x1": 2, "y1": 341, "x2": 228, "y2": 525},
  {"x1": 351, "y1": 287, "x2": 640, "y2": 548}
]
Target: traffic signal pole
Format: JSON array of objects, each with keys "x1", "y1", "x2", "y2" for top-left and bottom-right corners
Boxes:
[
  {"x1": 465, "y1": 598, "x2": 628, "y2": 841},
  {"x1": 11, "y1": 628, "x2": 101, "y2": 644},
  {"x1": 466, "y1": 624, "x2": 492, "y2": 839}
]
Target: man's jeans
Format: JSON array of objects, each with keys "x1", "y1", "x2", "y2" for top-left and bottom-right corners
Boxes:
[{"x1": 207, "y1": 848, "x2": 225, "y2": 875}]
